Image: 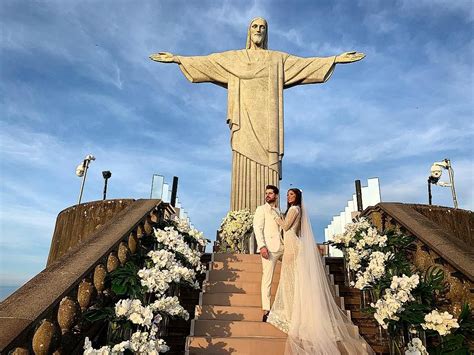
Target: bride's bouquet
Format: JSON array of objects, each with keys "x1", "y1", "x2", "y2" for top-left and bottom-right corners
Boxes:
[{"x1": 219, "y1": 209, "x2": 254, "y2": 253}]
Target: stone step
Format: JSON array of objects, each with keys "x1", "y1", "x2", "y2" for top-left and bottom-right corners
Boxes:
[
  {"x1": 200, "y1": 291, "x2": 345, "y2": 310},
  {"x1": 212, "y1": 253, "x2": 262, "y2": 263},
  {"x1": 192, "y1": 319, "x2": 286, "y2": 338},
  {"x1": 196, "y1": 305, "x2": 264, "y2": 322},
  {"x1": 339, "y1": 285, "x2": 361, "y2": 294},
  {"x1": 323, "y1": 257, "x2": 344, "y2": 265},
  {"x1": 186, "y1": 336, "x2": 286, "y2": 355},
  {"x1": 359, "y1": 325, "x2": 385, "y2": 335},
  {"x1": 210, "y1": 261, "x2": 281, "y2": 273},
  {"x1": 186, "y1": 336, "x2": 368, "y2": 355},
  {"x1": 207, "y1": 270, "x2": 282, "y2": 283},
  {"x1": 201, "y1": 292, "x2": 269, "y2": 307},
  {"x1": 343, "y1": 296, "x2": 361, "y2": 305},
  {"x1": 203, "y1": 280, "x2": 278, "y2": 294}
]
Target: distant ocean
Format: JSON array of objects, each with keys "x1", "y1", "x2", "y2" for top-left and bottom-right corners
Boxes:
[{"x1": 0, "y1": 286, "x2": 19, "y2": 301}]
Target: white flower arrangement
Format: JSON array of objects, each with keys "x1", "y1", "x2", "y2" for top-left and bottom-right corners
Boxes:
[
  {"x1": 188, "y1": 228, "x2": 208, "y2": 247},
  {"x1": 332, "y1": 218, "x2": 372, "y2": 247},
  {"x1": 405, "y1": 337, "x2": 428, "y2": 355},
  {"x1": 173, "y1": 216, "x2": 208, "y2": 247},
  {"x1": 138, "y1": 246, "x2": 199, "y2": 295},
  {"x1": 114, "y1": 299, "x2": 155, "y2": 328},
  {"x1": 84, "y1": 325, "x2": 170, "y2": 354},
  {"x1": 219, "y1": 209, "x2": 254, "y2": 251},
  {"x1": 151, "y1": 296, "x2": 190, "y2": 320},
  {"x1": 333, "y1": 218, "x2": 391, "y2": 290},
  {"x1": 173, "y1": 216, "x2": 191, "y2": 234},
  {"x1": 154, "y1": 227, "x2": 203, "y2": 269},
  {"x1": 421, "y1": 309, "x2": 460, "y2": 336},
  {"x1": 353, "y1": 251, "x2": 393, "y2": 289},
  {"x1": 128, "y1": 326, "x2": 170, "y2": 354},
  {"x1": 371, "y1": 274, "x2": 420, "y2": 329},
  {"x1": 84, "y1": 219, "x2": 207, "y2": 354}
]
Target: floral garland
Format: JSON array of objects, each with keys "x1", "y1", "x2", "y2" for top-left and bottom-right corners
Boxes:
[
  {"x1": 219, "y1": 209, "x2": 254, "y2": 252},
  {"x1": 83, "y1": 217, "x2": 208, "y2": 354},
  {"x1": 330, "y1": 218, "x2": 471, "y2": 354}
]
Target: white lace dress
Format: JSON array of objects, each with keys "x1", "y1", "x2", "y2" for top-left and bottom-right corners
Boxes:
[{"x1": 267, "y1": 205, "x2": 301, "y2": 333}]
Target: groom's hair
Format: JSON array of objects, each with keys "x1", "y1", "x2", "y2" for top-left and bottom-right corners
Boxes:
[{"x1": 265, "y1": 185, "x2": 279, "y2": 195}]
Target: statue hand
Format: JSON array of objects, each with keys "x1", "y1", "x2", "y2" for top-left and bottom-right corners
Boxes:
[
  {"x1": 149, "y1": 52, "x2": 178, "y2": 63},
  {"x1": 335, "y1": 51, "x2": 365, "y2": 64}
]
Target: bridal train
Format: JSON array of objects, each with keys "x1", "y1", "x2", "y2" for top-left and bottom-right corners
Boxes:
[{"x1": 267, "y1": 197, "x2": 373, "y2": 355}]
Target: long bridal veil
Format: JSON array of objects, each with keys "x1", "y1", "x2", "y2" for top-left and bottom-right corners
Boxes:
[{"x1": 285, "y1": 199, "x2": 374, "y2": 354}]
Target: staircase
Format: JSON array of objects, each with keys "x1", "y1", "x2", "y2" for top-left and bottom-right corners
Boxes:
[
  {"x1": 325, "y1": 258, "x2": 389, "y2": 354},
  {"x1": 186, "y1": 253, "x2": 382, "y2": 354}
]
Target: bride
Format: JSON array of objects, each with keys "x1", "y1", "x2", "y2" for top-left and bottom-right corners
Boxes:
[{"x1": 267, "y1": 188, "x2": 373, "y2": 354}]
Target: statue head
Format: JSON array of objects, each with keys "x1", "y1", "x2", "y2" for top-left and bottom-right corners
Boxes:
[{"x1": 246, "y1": 17, "x2": 268, "y2": 50}]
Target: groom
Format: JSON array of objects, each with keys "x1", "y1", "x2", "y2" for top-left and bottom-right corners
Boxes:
[{"x1": 253, "y1": 185, "x2": 283, "y2": 322}]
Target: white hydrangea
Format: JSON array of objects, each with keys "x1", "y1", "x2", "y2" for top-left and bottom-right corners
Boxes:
[
  {"x1": 220, "y1": 209, "x2": 254, "y2": 249},
  {"x1": 371, "y1": 274, "x2": 420, "y2": 329},
  {"x1": 151, "y1": 296, "x2": 190, "y2": 320},
  {"x1": 422, "y1": 309, "x2": 460, "y2": 336},
  {"x1": 405, "y1": 338, "x2": 428, "y2": 355}
]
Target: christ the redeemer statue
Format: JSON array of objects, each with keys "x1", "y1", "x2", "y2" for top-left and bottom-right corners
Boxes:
[{"x1": 150, "y1": 17, "x2": 364, "y2": 212}]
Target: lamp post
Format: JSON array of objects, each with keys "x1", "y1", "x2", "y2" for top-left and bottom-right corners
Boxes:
[
  {"x1": 427, "y1": 159, "x2": 458, "y2": 208},
  {"x1": 102, "y1": 171, "x2": 112, "y2": 200},
  {"x1": 75, "y1": 154, "x2": 95, "y2": 205}
]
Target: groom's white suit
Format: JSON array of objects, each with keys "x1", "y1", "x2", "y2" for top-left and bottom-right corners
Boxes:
[{"x1": 253, "y1": 203, "x2": 284, "y2": 311}]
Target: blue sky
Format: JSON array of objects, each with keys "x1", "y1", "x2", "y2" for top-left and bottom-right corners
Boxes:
[{"x1": 1, "y1": 0, "x2": 473, "y2": 289}]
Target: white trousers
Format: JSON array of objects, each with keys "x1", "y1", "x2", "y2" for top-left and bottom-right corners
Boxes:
[{"x1": 261, "y1": 244, "x2": 284, "y2": 311}]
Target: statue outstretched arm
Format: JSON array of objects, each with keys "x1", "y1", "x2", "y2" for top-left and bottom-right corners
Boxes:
[
  {"x1": 149, "y1": 52, "x2": 181, "y2": 64},
  {"x1": 335, "y1": 51, "x2": 365, "y2": 64}
]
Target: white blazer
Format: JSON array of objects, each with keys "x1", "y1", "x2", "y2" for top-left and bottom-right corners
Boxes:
[{"x1": 253, "y1": 203, "x2": 282, "y2": 253}]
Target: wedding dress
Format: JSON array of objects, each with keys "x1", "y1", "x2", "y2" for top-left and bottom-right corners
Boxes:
[{"x1": 267, "y1": 203, "x2": 373, "y2": 355}]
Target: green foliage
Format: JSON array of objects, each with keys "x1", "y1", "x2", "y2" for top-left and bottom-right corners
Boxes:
[
  {"x1": 109, "y1": 261, "x2": 144, "y2": 299},
  {"x1": 173, "y1": 251, "x2": 194, "y2": 269},
  {"x1": 83, "y1": 306, "x2": 115, "y2": 322},
  {"x1": 457, "y1": 303, "x2": 474, "y2": 338},
  {"x1": 429, "y1": 334, "x2": 469, "y2": 355}
]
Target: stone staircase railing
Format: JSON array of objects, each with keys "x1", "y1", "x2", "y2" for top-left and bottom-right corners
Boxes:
[
  {"x1": 0, "y1": 199, "x2": 175, "y2": 355},
  {"x1": 362, "y1": 203, "x2": 473, "y2": 316}
]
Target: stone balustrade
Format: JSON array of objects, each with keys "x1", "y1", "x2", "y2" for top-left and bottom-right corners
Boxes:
[
  {"x1": 0, "y1": 199, "x2": 175, "y2": 354},
  {"x1": 362, "y1": 202, "x2": 473, "y2": 316}
]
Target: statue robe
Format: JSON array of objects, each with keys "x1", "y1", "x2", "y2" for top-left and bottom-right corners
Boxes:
[{"x1": 177, "y1": 50, "x2": 336, "y2": 212}]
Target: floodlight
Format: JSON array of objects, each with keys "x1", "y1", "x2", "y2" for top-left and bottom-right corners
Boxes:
[
  {"x1": 76, "y1": 154, "x2": 95, "y2": 204},
  {"x1": 427, "y1": 158, "x2": 458, "y2": 208}
]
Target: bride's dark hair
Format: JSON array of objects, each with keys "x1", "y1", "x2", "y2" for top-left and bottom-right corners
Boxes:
[{"x1": 285, "y1": 188, "x2": 302, "y2": 215}]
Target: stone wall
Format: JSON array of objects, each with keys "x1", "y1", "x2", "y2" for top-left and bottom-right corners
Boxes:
[{"x1": 47, "y1": 199, "x2": 135, "y2": 265}]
